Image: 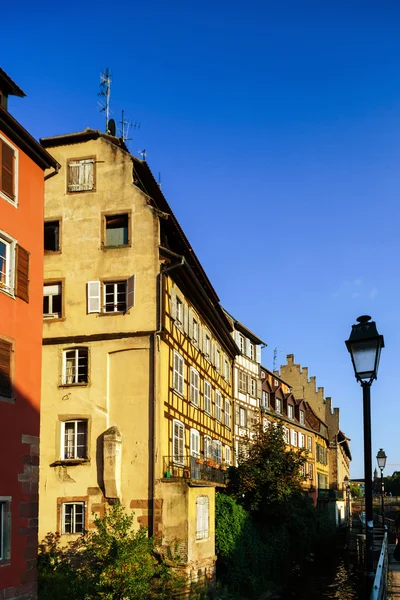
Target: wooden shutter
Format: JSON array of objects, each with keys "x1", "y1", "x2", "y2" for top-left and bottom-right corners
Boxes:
[
  {"x1": 87, "y1": 281, "x2": 101, "y2": 313},
  {"x1": 173, "y1": 421, "x2": 184, "y2": 463},
  {"x1": 15, "y1": 245, "x2": 29, "y2": 302},
  {"x1": 256, "y1": 345, "x2": 261, "y2": 364},
  {"x1": 126, "y1": 275, "x2": 135, "y2": 310},
  {"x1": 256, "y1": 379, "x2": 262, "y2": 399},
  {"x1": 1, "y1": 141, "x2": 14, "y2": 199},
  {"x1": 0, "y1": 339, "x2": 12, "y2": 397}
]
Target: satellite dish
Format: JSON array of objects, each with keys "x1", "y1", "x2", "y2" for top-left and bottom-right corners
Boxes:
[{"x1": 108, "y1": 119, "x2": 116, "y2": 136}]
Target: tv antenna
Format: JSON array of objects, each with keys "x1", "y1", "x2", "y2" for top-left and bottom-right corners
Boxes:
[
  {"x1": 158, "y1": 172, "x2": 162, "y2": 189},
  {"x1": 119, "y1": 110, "x2": 140, "y2": 143},
  {"x1": 98, "y1": 68, "x2": 112, "y2": 134},
  {"x1": 138, "y1": 149, "x2": 147, "y2": 161},
  {"x1": 273, "y1": 347, "x2": 280, "y2": 371}
]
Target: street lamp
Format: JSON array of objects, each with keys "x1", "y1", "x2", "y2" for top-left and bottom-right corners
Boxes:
[
  {"x1": 346, "y1": 315, "x2": 384, "y2": 593},
  {"x1": 377, "y1": 448, "x2": 387, "y2": 529}
]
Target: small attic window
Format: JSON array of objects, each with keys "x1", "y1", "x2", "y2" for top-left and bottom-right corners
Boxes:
[{"x1": 67, "y1": 158, "x2": 95, "y2": 193}]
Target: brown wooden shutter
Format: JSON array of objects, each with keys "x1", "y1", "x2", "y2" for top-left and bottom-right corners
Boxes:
[
  {"x1": 0, "y1": 339, "x2": 12, "y2": 397},
  {"x1": 15, "y1": 245, "x2": 29, "y2": 303},
  {"x1": 1, "y1": 141, "x2": 15, "y2": 199}
]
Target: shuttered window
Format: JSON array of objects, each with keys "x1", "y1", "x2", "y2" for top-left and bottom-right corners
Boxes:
[
  {"x1": 224, "y1": 398, "x2": 230, "y2": 428},
  {"x1": 196, "y1": 496, "x2": 209, "y2": 540},
  {"x1": 224, "y1": 445, "x2": 231, "y2": 466},
  {"x1": 189, "y1": 367, "x2": 199, "y2": 406},
  {"x1": 0, "y1": 139, "x2": 15, "y2": 202},
  {"x1": 173, "y1": 351, "x2": 184, "y2": 396},
  {"x1": 173, "y1": 420, "x2": 185, "y2": 464},
  {"x1": 0, "y1": 339, "x2": 12, "y2": 398},
  {"x1": 190, "y1": 428, "x2": 200, "y2": 457},
  {"x1": 204, "y1": 380, "x2": 212, "y2": 415},
  {"x1": 204, "y1": 435, "x2": 212, "y2": 459},
  {"x1": 215, "y1": 391, "x2": 222, "y2": 422},
  {"x1": 238, "y1": 370, "x2": 248, "y2": 393},
  {"x1": 67, "y1": 158, "x2": 95, "y2": 192},
  {"x1": 15, "y1": 245, "x2": 29, "y2": 303}
]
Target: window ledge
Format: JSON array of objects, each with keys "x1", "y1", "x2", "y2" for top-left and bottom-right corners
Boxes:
[
  {"x1": 58, "y1": 383, "x2": 89, "y2": 388},
  {"x1": 0, "y1": 287, "x2": 15, "y2": 299},
  {"x1": 173, "y1": 389, "x2": 185, "y2": 399},
  {"x1": 50, "y1": 459, "x2": 90, "y2": 467},
  {"x1": 102, "y1": 244, "x2": 132, "y2": 250},
  {"x1": 43, "y1": 317, "x2": 66, "y2": 323},
  {"x1": 189, "y1": 401, "x2": 199, "y2": 409},
  {"x1": 44, "y1": 250, "x2": 62, "y2": 255},
  {"x1": 0, "y1": 190, "x2": 17, "y2": 207},
  {"x1": 98, "y1": 311, "x2": 126, "y2": 317}
]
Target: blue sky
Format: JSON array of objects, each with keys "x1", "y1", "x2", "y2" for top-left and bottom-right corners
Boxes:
[{"x1": 4, "y1": 1, "x2": 400, "y2": 478}]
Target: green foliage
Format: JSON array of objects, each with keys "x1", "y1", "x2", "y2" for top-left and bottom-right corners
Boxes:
[
  {"x1": 38, "y1": 503, "x2": 185, "y2": 600},
  {"x1": 350, "y1": 484, "x2": 363, "y2": 498},
  {"x1": 384, "y1": 472, "x2": 400, "y2": 496}
]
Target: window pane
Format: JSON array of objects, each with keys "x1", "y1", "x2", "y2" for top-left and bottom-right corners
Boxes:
[
  {"x1": 105, "y1": 215, "x2": 128, "y2": 246},
  {"x1": 44, "y1": 221, "x2": 59, "y2": 251}
]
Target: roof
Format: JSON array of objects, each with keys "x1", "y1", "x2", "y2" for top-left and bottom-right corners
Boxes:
[
  {"x1": 41, "y1": 129, "x2": 129, "y2": 152},
  {"x1": 0, "y1": 67, "x2": 26, "y2": 98},
  {"x1": 0, "y1": 106, "x2": 59, "y2": 171},
  {"x1": 260, "y1": 365, "x2": 292, "y2": 388},
  {"x1": 222, "y1": 308, "x2": 267, "y2": 346}
]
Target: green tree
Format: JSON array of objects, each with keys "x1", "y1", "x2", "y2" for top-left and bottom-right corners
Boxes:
[
  {"x1": 38, "y1": 503, "x2": 185, "y2": 600},
  {"x1": 350, "y1": 484, "x2": 363, "y2": 499}
]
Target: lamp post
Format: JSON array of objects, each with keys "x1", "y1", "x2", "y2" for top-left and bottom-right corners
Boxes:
[
  {"x1": 346, "y1": 315, "x2": 384, "y2": 595},
  {"x1": 377, "y1": 448, "x2": 387, "y2": 530}
]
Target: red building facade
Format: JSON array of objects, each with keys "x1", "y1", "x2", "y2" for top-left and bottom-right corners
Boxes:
[{"x1": 0, "y1": 68, "x2": 59, "y2": 600}]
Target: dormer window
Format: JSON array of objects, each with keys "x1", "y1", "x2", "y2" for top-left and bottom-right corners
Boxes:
[
  {"x1": 275, "y1": 398, "x2": 281, "y2": 414},
  {"x1": 288, "y1": 405, "x2": 294, "y2": 420},
  {"x1": 299, "y1": 410, "x2": 305, "y2": 425}
]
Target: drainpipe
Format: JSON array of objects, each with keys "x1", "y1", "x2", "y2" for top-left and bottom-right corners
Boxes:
[{"x1": 150, "y1": 255, "x2": 185, "y2": 536}]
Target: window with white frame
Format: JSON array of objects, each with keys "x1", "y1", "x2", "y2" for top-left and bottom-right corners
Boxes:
[
  {"x1": 301, "y1": 463, "x2": 306, "y2": 478},
  {"x1": 67, "y1": 158, "x2": 95, "y2": 192},
  {"x1": 215, "y1": 390, "x2": 222, "y2": 421},
  {"x1": 299, "y1": 410, "x2": 305, "y2": 425},
  {"x1": 62, "y1": 502, "x2": 85, "y2": 534},
  {"x1": 238, "y1": 370, "x2": 248, "y2": 393},
  {"x1": 261, "y1": 390, "x2": 269, "y2": 409},
  {"x1": 173, "y1": 351, "x2": 184, "y2": 396},
  {"x1": 239, "y1": 406, "x2": 246, "y2": 427},
  {"x1": 215, "y1": 348, "x2": 221, "y2": 372},
  {"x1": 224, "y1": 398, "x2": 230, "y2": 428},
  {"x1": 250, "y1": 378, "x2": 256, "y2": 397},
  {"x1": 61, "y1": 420, "x2": 88, "y2": 459},
  {"x1": 190, "y1": 428, "x2": 200, "y2": 457},
  {"x1": 0, "y1": 498, "x2": 11, "y2": 561},
  {"x1": 309, "y1": 463, "x2": 314, "y2": 481},
  {"x1": 299, "y1": 433, "x2": 305, "y2": 448},
  {"x1": 204, "y1": 334, "x2": 211, "y2": 358},
  {"x1": 0, "y1": 231, "x2": 15, "y2": 295},
  {"x1": 249, "y1": 343, "x2": 255, "y2": 360},
  {"x1": 204, "y1": 435, "x2": 212, "y2": 460},
  {"x1": 204, "y1": 380, "x2": 212, "y2": 415},
  {"x1": 291, "y1": 430, "x2": 298, "y2": 447},
  {"x1": 224, "y1": 358, "x2": 230, "y2": 381},
  {"x1": 238, "y1": 334, "x2": 245, "y2": 354},
  {"x1": 176, "y1": 296, "x2": 183, "y2": 326},
  {"x1": 87, "y1": 278, "x2": 135, "y2": 314},
  {"x1": 283, "y1": 427, "x2": 290, "y2": 444},
  {"x1": 275, "y1": 398, "x2": 281, "y2": 414},
  {"x1": 190, "y1": 367, "x2": 199, "y2": 406},
  {"x1": 192, "y1": 318, "x2": 198, "y2": 343},
  {"x1": 63, "y1": 348, "x2": 88, "y2": 385},
  {"x1": 307, "y1": 436, "x2": 312, "y2": 452},
  {"x1": 288, "y1": 405, "x2": 294, "y2": 420},
  {"x1": 196, "y1": 496, "x2": 209, "y2": 540},
  {"x1": 0, "y1": 137, "x2": 17, "y2": 205},
  {"x1": 214, "y1": 440, "x2": 222, "y2": 464},
  {"x1": 43, "y1": 283, "x2": 62, "y2": 319},
  {"x1": 104, "y1": 281, "x2": 127, "y2": 312},
  {"x1": 173, "y1": 419, "x2": 185, "y2": 464},
  {"x1": 224, "y1": 445, "x2": 231, "y2": 466}
]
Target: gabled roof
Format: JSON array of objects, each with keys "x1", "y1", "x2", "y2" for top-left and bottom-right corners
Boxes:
[
  {"x1": 222, "y1": 308, "x2": 266, "y2": 346},
  {"x1": 41, "y1": 128, "x2": 129, "y2": 152},
  {"x1": 0, "y1": 67, "x2": 26, "y2": 98},
  {"x1": 261, "y1": 365, "x2": 291, "y2": 389}
]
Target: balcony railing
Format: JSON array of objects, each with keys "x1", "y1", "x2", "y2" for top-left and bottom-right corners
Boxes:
[{"x1": 163, "y1": 455, "x2": 227, "y2": 485}]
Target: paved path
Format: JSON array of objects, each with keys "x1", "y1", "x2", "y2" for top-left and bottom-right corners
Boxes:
[{"x1": 388, "y1": 544, "x2": 400, "y2": 598}]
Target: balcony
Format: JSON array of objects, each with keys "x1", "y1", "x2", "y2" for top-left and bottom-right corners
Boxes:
[{"x1": 162, "y1": 455, "x2": 227, "y2": 486}]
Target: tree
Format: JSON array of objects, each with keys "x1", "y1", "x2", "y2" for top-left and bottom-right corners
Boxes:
[
  {"x1": 38, "y1": 503, "x2": 185, "y2": 600},
  {"x1": 350, "y1": 484, "x2": 363, "y2": 499}
]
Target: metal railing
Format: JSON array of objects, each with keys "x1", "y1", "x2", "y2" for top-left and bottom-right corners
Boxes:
[
  {"x1": 163, "y1": 455, "x2": 227, "y2": 485},
  {"x1": 371, "y1": 532, "x2": 388, "y2": 600}
]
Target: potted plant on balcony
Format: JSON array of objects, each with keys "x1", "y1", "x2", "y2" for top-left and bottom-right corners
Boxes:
[
  {"x1": 206, "y1": 459, "x2": 214, "y2": 467},
  {"x1": 196, "y1": 457, "x2": 204, "y2": 464}
]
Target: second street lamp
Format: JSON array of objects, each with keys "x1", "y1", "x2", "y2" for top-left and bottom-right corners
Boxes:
[
  {"x1": 345, "y1": 315, "x2": 384, "y2": 595},
  {"x1": 377, "y1": 448, "x2": 387, "y2": 529}
]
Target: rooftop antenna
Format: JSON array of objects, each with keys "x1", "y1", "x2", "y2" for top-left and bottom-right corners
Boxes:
[
  {"x1": 158, "y1": 172, "x2": 162, "y2": 189},
  {"x1": 119, "y1": 110, "x2": 140, "y2": 143},
  {"x1": 138, "y1": 149, "x2": 147, "y2": 161},
  {"x1": 98, "y1": 68, "x2": 112, "y2": 134},
  {"x1": 273, "y1": 347, "x2": 280, "y2": 372}
]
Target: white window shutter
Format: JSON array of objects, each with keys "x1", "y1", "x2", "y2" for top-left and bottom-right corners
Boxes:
[
  {"x1": 245, "y1": 338, "x2": 251, "y2": 358},
  {"x1": 234, "y1": 331, "x2": 241, "y2": 347},
  {"x1": 197, "y1": 324, "x2": 203, "y2": 351},
  {"x1": 256, "y1": 379, "x2": 262, "y2": 399},
  {"x1": 256, "y1": 345, "x2": 261, "y2": 364},
  {"x1": 87, "y1": 281, "x2": 101, "y2": 313},
  {"x1": 126, "y1": 275, "x2": 135, "y2": 310}
]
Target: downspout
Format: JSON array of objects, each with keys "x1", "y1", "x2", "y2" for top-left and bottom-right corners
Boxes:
[
  {"x1": 44, "y1": 165, "x2": 60, "y2": 181},
  {"x1": 151, "y1": 255, "x2": 185, "y2": 536}
]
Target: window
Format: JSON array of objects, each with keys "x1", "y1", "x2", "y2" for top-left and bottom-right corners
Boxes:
[
  {"x1": 176, "y1": 297, "x2": 183, "y2": 325},
  {"x1": 0, "y1": 497, "x2": 11, "y2": 561},
  {"x1": 239, "y1": 406, "x2": 246, "y2": 427},
  {"x1": 261, "y1": 390, "x2": 269, "y2": 409},
  {"x1": 44, "y1": 221, "x2": 60, "y2": 252},
  {"x1": 299, "y1": 410, "x2": 305, "y2": 425},
  {"x1": 215, "y1": 390, "x2": 222, "y2": 421},
  {"x1": 238, "y1": 334, "x2": 245, "y2": 354},
  {"x1": 238, "y1": 370, "x2": 248, "y2": 393},
  {"x1": 173, "y1": 419, "x2": 185, "y2": 464},
  {"x1": 190, "y1": 428, "x2": 200, "y2": 458},
  {"x1": 67, "y1": 158, "x2": 95, "y2": 192},
  {"x1": 316, "y1": 443, "x2": 328, "y2": 465},
  {"x1": 224, "y1": 358, "x2": 230, "y2": 381},
  {"x1": 283, "y1": 427, "x2": 290, "y2": 444},
  {"x1": 214, "y1": 440, "x2": 222, "y2": 464},
  {"x1": 0, "y1": 339, "x2": 12, "y2": 398},
  {"x1": 275, "y1": 398, "x2": 281, "y2": 414},
  {"x1": 0, "y1": 137, "x2": 17, "y2": 204},
  {"x1": 215, "y1": 348, "x2": 221, "y2": 372},
  {"x1": 299, "y1": 433, "x2": 305, "y2": 448},
  {"x1": 196, "y1": 496, "x2": 209, "y2": 540},
  {"x1": 224, "y1": 398, "x2": 231, "y2": 428},
  {"x1": 43, "y1": 283, "x2": 62, "y2": 319},
  {"x1": 104, "y1": 214, "x2": 129, "y2": 247},
  {"x1": 87, "y1": 278, "x2": 135, "y2": 314},
  {"x1": 224, "y1": 445, "x2": 231, "y2": 466},
  {"x1": 193, "y1": 318, "x2": 198, "y2": 343},
  {"x1": 173, "y1": 351, "x2": 184, "y2": 396},
  {"x1": 204, "y1": 334, "x2": 211, "y2": 358},
  {"x1": 61, "y1": 420, "x2": 88, "y2": 459},
  {"x1": 190, "y1": 367, "x2": 199, "y2": 406},
  {"x1": 301, "y1": 463, "x2": 306, "y2": 478},
  {"x1": 308, "y1": 436, "x2": 312, "y2": 452},
  {"x1": 62, "y1": 348, "x2": 89, "y2": 385},
  {"x1": 0, "y1": 231, "x2": 19, "y2": 297},
  {"x1": 204, "y1": 435, "x2": 212, "y2": 459},
  {"x1": 250, "y1": 378, "x2": 256, "y2": 397},
  {"x1": 204, "y1": 380, "x2": 212, "y2": 415},
  {"x1": 249, "y1": 343, "x2": 254, "y2": 360},
  {"x1": 291, "y1": 429, "x2": 298, "y2": 446},
  {"x1": 62, "y1": 502, "x2": 85, "y2": 534},
  {"x1": 288, "y1": 405, "x2": 294, "y2": 420},
  {"x1": 309, "y1": 463, "x2": 314, "y2": 481}
]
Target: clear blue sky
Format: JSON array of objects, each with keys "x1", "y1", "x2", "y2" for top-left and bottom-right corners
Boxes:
[{"x1": 4, "y1": 1, "x2": 400, "y2": 478}]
